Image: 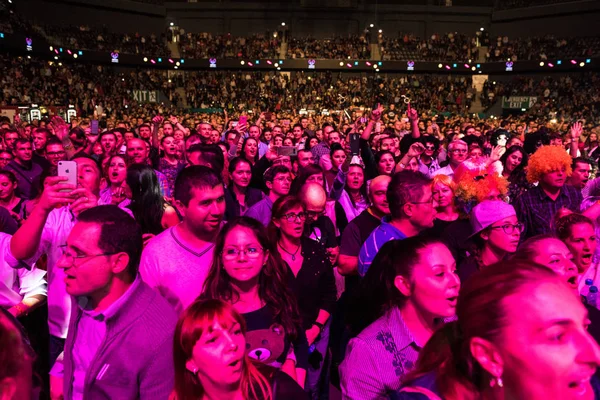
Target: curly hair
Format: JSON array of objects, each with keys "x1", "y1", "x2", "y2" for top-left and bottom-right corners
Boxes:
[
  {"x1": 526, "y1": 145, "x2": 573, "y2": 184},
  {"x1": 454, "y1": 161, "x2": 509, "y2": 213}
]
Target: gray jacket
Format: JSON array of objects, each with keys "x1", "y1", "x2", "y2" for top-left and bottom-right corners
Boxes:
[{"x1": 63, "y1": 280, "x2": 177, "y2": 400}]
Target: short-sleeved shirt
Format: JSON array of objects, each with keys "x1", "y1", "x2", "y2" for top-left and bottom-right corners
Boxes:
[
  {"x1": 358, "y1": 217, "x2": 407, "y2": 276},
  {"x1": 340, "y1": 209, "x2": 381, "y2": 257}
]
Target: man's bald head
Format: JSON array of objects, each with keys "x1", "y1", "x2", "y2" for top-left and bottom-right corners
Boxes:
[{"x1": 300, "y1": 182, "x2": 327, "y2": 222}]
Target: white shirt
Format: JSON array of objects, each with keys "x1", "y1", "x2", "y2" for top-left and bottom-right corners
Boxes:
[
  {"x1": 432, "y1": 164, "x2": 455, "y2": 179},
  {"x1": 0, "y1": 233, "x2": 47, "y2": 309}
]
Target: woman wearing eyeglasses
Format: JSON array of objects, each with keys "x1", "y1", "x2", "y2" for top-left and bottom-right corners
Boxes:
[
  {"x1": 458, "y1": 201, "x2": 523, "y2": 283},
  {"x1": 201, "y1": 217, "x2": 309, "y2": 387},
  {"x1": 269, "y1": 195, "x2": 336, "y2": 397}
]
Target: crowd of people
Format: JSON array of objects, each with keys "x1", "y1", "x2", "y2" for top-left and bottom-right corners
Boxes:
[
  {"x1": 287, "y1": 35, "x2": 371, "y2": 60},
  {"x1": 179, "y1": 32, "x2": 281, "y2": 60},
  {"x1": 2, "y1": 76, "x2": 600, "y2": 400},
  {"x1": 379, "y1": 32, "x2": 479, "y2": 62},
  {"x1": 486, "y1": 35, "x2": 600, "y2": 62}
]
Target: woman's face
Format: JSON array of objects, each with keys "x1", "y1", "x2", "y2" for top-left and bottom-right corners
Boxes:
[
  {"x1": 307, "y1": 173, "x2": 324, "y2": 187},
  {"x1": 222, "y1": 226, "x2": 268, "y2": 285},
  {"x1": 402, "y1": 243, "x2": 460, "y2": 318},
  {"x1": 231, "y1": 161, "x2": 252, "y2": 188},
  {"x1": 347, "y1": 166, "x2": 365, "y2": 191},
  {"x1": 563, "y1": 223, "x2": 597, "y2": 273},
  {"x1": 163, "y1": 136, "x2": 178, "y2": 156},
  {"x1": 590, "y1": 133, "x2": 597, "y2": 143},
  {"x1": 482, "y1": 215, "x2": 522, "y2": 254},
  {"x1": 332, "y1": 150, "x2": 347, "y2": 170},
  {"x1": 283, "y1": 138, "x2": 293, "y2": 147},
  {"x1": 244, "y1": 139, "x2": 258, "y2": 158},
  {"x1": 377, "y1": 154, "x2": 395, "y2": 176},
  {"x1": 505, "y1": 151, "x2": 523, "y2": 173},
  {"x1": 0, "y1": 175, "x2": 16, "y2": 200},
  {"x1": 498, "y1": 280, "x2": 600, "y2": 400},
  {"x1": 92, "y1": 142, "x2": 103, "y2": 156},
  {"x1": 309, "y1": 138, "x2": 319, "y2": 148},
  {"x1": 275, "y1": 205, "x2": 305, "y2": 240},
  {"x1": 174, "y1": 129, "x2": 185, "y2": 141},
  {"x1": 530, "y1": 238, "x2": 578, "y2": 290},
  {"x1": 108, "y1": 157, "x2": 127, "y2": 185},
  {"x1": 263, "y1": 131, "x2": 272, "y2": 141},
  {"x1": 124, "y1": 131, "x2": 135, "y2": 142},
  {"x1": 187, "y1": 320, "x2": 246, "y2": 388},
  {"x1": 432, "y1": 182, "x2": 454, "y2": 209},
  {"x1": 274, "y1": 136, "x2": 284, "y2": 146},
  {"x1": 407, "y1": 157, "x2": 419, "y2": 172}
]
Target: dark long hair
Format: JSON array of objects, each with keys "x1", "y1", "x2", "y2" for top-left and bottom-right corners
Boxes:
[
  {"x1": 267, "y1": 195, "x2": 305, "y2": 242},
  {"x1": 241, "y1": 137, "x2": 259, "y2": 164},
  {"x1": 126, "y1": 163, "x2": 165, "y2": 235},
  {"x1": 290, "y1": 163, "x2": 325, "y2": 195},
  {"x1": 347, "y1": 236, "x2": 443, "y2": 335},
  {"x1": 499, "y1": 145, "x2": 527, "y2": 181},
  {"x1": 201, "y1": 217, "x2": 301, "y2": 340},
  {"x1": 402, "y1": 261, "x2": 561, "y2": 399}
]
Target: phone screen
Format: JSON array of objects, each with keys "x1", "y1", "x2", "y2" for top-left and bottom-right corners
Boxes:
[{"x1": 91, "y1": 120, "x2": 99, "y2": 135}]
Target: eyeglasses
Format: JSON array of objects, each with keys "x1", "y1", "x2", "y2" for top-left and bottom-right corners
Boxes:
[
  {"x1": 280, "y1": 212, "x2": 307, "y2": 222},
  {"x1": 58, "y1": 244, "x2": 117, "y2": 267},
  {"x1": 410, "y1": 197, "x2": 434, "y2": 205},
  {"x1": 425, "y1": 145, "x2": 436, "y2": 150},
  {"x1": 47, "y1": 151, "x2": 65, "y2": 157},
  {"x1": 222, "y1": 246, "x2": 264, "y2": 260},
  {"x1": 449, "y1": 149, "x2": 468, "y2": 154},
  {"x1": 306, "y1": 210, "x2": 326, "y2": 219},
  {"x1": 490, "y1": 223, "x2": 524, "y2": 235},
  {"x1": 274, "y1": 176, "x2": 292, "y2": 183}
]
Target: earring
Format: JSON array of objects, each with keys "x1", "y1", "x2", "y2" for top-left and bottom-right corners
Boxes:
[
  {"x1": 490, "y1": 376, "x2": 504, "y2": 388},
  {"x1": 192, "y1": 367, "x2": 198, "y2": 374}
]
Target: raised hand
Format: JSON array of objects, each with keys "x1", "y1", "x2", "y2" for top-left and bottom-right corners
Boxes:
[
  {"x1": 152, "y1": 115, "x2": 164, "y2": 125},
  {"x1": 407, "y1": 104, "x2": 419, "y2": 122},
  {"x1": 37, "y1": 176, "x2": 77, "y2": 213},
  {"x1": 488, "y1": 145, "x2": 506, "y2": 163},
  {"x1": 370, "y1": 103, "x2": 384, "y2": 122},
  {"x1": 570, "y1": 121, "x2": 583, "y2": 140},
  {"x1": 51, "y1": 116, "x2": 70, "y2": 141},
  {"x1": 407, "y1": 142, "x2": 425, "y2": 158}
]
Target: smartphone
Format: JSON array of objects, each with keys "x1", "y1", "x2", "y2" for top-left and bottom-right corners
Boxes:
[
  {"x1": 231, "y1": 121, "x2": 239, "y2": 128},
  {"x1": 90, "y1": 120, "x2": 99, "y2": 135},
  {"x1": 349, "y1": 133, "x2": 360, "y2": 156},
  {"x1": 276, "y1": 146, "x2": 298, "y2": 157},
  {"x1": 57, "y1": 161, "x2": 77, "y2": 192},
  {"x1": 265, "y1": 112, "x2": 273, "y2": 120},
  {"x1": 239, "y1": 115, "x2": 248, "y2": 127},
  {"x1": 360, "y1": 117, "x2": 368, "y2": 124}
]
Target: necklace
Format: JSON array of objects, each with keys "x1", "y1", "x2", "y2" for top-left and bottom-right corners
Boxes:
[{"x1": 278, "y1": 241, "x2": 301, "y2": 261}]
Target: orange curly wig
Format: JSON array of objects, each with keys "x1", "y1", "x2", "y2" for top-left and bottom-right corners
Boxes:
[
  {"x1": 454, "y1": 159, "x2": 509, "y2": 205},
  {"x1": 526, "y1": 145, "x2": 572, "y2": 184}
]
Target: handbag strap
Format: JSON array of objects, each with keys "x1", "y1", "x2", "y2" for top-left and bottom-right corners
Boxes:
[{"x1": 398, "y1": 386, "x2": 443, "y2": 400}]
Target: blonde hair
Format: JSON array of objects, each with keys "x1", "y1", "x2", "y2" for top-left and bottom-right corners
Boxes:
[
  {"x1": 432, "y1": 174, "x2": 456, "y2": 194},
  {"x1": 526, "y1": 145, "x2": 573, "y2": 184}
]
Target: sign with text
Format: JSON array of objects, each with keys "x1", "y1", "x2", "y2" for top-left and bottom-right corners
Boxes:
[
  {"x1": 502, "y1": 96, "x2": 538, "y2": 109},
  {"x1": 132, "y1": 90, "x2": 159, "y2": 103}
]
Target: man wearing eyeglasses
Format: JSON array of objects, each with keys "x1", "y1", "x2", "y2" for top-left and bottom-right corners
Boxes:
[
  {"x1": 245, "y1": 165, "x2": 291, "y2": 226},
  {"x1": 432, "y1": 140, "x2": 468, "y2": 179},
  {"x1": 359, "y1": 171, "x2": 435, "y2": 276},
  {"x1": 51, "y1": 206, "x2": 176, "y2": 400}
]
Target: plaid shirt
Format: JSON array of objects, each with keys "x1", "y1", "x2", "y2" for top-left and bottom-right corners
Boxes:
[
  {"x1": 311, "y1": 141, "x2": 330, "y2": 163},
  {"x1": 514, "y1": 184, "x2": 582, "y2": 240}
]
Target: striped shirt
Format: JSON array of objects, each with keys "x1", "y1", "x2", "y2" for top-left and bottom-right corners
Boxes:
[
  {"x1": 358, "y1": 217, "x2": 407, "y2": 276},
  {"x1": 340, "y1": 307, "x2": 421, "y2": 400}
]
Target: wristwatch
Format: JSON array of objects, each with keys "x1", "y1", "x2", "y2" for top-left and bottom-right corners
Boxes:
[{"x1": 313, "y1": 321, "x2": 324, "y2": 332}]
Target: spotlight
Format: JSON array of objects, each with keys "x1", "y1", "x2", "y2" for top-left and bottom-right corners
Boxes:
[
  {"x1": 480, "y1": 27, "x2": 484, "y2": 31},
  {"x1": 281, "y1": 22, "x2": 286, "y2": 26},
  {"x1": 170, "y1": 22, "x2": 174, "y2": 27},
  {"x1": 548, "y1": 63, "x2": 554, "y2": 68},
  {"x1": 438, "y1": 63, "x2": 443, "y2": 68},
  {"x1": 275, "y1": 63, "x2": 279, "y2": 67},
  {"x1": 571, "y1": 60, "x2": 577, "y2": 64},
  {"x1": 143, "y1": 57, "x2": 148, "y2": 62},
  {"x1": 369, "y1": 24, "x2": 374, "y2": 28},
  {"x1": 176, "y1": 62, "x2": 180, "y2": 66},
  {"x1": 73, "y1": 54, "x2": 77, "y2": 58},
  {"x1": 340, "y1": 62, "x2": 344, "y2": 66},
  {"x1": 49, "y1": 46, "x2": 53, "y2": 51},
  {"x1": 248, "y1": 62, "x2": 253, "y2": 66},
  {"x1": 378, "y1": 29, "x2": 382, "y2": 33},
  {"x1": 277, "y1": 67, "x2": 281, "y2": 70},
  {"x1": 471, "y1": 66, "x2": 476, "y2": 71},
  {"x1": 539, "y1": 62, "x2": 544, "y2": 66},
  {"x1": 580, "y1": 62, "x2": 585, "y2": 67},
  {"x1": 241, "y1": 61, "x2": 245, "y2": 65}
]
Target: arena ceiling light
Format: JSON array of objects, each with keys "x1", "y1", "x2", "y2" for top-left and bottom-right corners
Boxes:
[
  {"x1": 274, "y1": 63, "x2": 279, "y2": 67},
  {"x1": 580, "y1": 62, "x2": 585, "y2": 67},
  {"x1": 281, "y1": 22, "x2": 286, "y2": 26},
  {"x1": 240, "y1": 61, "x2": 245, "y2": 65},
  {"x1": 548, "y1": 63, "x2": 554, "y2": 68},
  {"x1": 369, "y1": 24, "x2": 374, "y2": 28},
  {"x1": 438, "y1": 63, "x2": 443, "y2": 68},
  {"x1": 471, "y1": 66, "x2": 476, "y2": 71},
  {"x1": 539, "y1": 62, "x2": 544, "y2": 66},
  {"x1": 143, "y1": 57, "x2": 148, "y2": 62}
]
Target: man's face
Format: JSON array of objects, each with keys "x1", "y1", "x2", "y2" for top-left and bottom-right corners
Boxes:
[
  {"x1": 74, "y1": 157, "x2": 101, "y2": 194},
  {"x1": 448, "y1": 143, "x2": 468, "y2": 165},
  {"x1": 272, "y1": 126, "x2": 282, "y2": 136},
  {"x1": 57, "y1": 222, "x2": 119, "y2": 298},
  {"x1": 127, "y1": 139, "x2": 148, "y2": 164},
  {"x1": 46, "y1": 144, "x2": 66, "y2": 167},
  {"x1": 272, "y1": 156, "x2": 292, "y2": 171},
  {"x1": 571, "y1": 162, "x2": 591, "y2": 190},
  {"x1": 101, "y1": 134, "x2": 117, "y2": 154},
  {"x1": 210, "y1": 130, "x2": 220, "y2": 144},
  {"x1": 267, "y1": 173, "x2": 291, "y2": 197},
  {"x1": 369, "y1": 180, "x2": 390, "y2": 215},
  {"x1": 551, "y1": 138, "x2": 563, "y2": 147},
  {"x1": 0, "y1": 152, "x2": 12, "y2": 169},
  {"x1": 4, "y1": 132, "x2": 18, "y2": 150},
  {"x1": 14, "y1": 142, "x2": 32, "y2": 162},
  {"x1": 139, "y1": 126, "x2": 151, "y2": 139},
  {"x1": 199, "y1": 124, "x2": 212, "y2": 139},
  {"x1": 507, "y1": 137, "x2": 523, "y2": 148},
  {"x1": 323, "y1": 126, "x2": 334, "y2": 140},
  {"x1": 301, "y1": 118, "x2": 308, "y2": 129},
  {"x1": 248, "y1": 126, "x2": 261, "y2": 140},
  {"x1": 304, "y1": 198, "x2": 326, "y2": 224},
  {"x1": 465, "y1": 127, "x2": 476, "y2": 136},
  {"x1": 163, "y1": 124, "x2": 174, "y2": 136},
  {"x1": 297, "y1": 151, "x2": 315, "y2": 168},
  {"x1": 179, "y1": 185, "x2": 226, "y2": 237},
  {"x1": 32, "y1": 132, "x2": 47, "y2": 152},
  {"x1": 328, "y1": 132, "x2": 341, "y2": 146},
  {"x1": 517, "y1": 125, "x2": 525, "y2": 135},
  {"x1": 541, "y1": 167, "x2": 567, "y2": 190},
  {"x1": 411, "y1": 185, "x2": 436, "y2": 230},
  {"x1": 380, "y1": 138, "x2": 394, "y2": 152},
  {"x1": 226, "y1": 133, "x2": 237, "y2": 147}
]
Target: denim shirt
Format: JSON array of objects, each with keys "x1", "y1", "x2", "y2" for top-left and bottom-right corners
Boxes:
[{"x1": 340, "y1": 307, "x2": 421, "y2": 400}]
